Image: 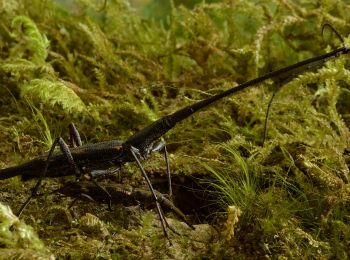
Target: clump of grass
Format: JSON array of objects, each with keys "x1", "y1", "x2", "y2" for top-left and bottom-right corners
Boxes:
[{"x1": 205, "y1": 144, "x2": 259, "y2": 214}]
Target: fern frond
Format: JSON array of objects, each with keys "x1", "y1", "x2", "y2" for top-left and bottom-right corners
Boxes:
[
  {"x1": 0, "y1": 0, "x2": 19, "y2": 15},
  {"x1": 75, "y1": 0, "x2": 108, "y2": 12},
  {"x1": 0, "y1": 59, "x2": 39, "y2": 73},
  {"x1": 20, "y1": 79, "x2": 86, "y2": 113},
  {"x1": 78, "y1": 21, "x2": 112, "y2": 61},
  {"x1": 93, "y1": 67, "x2": 106, "y2": 90},
  {"x1": 11, "y1": 15, "x2": 49, "y2": 63},
  {"x1": 0, "y1": 58, "x2": 54, "y2": 76}
]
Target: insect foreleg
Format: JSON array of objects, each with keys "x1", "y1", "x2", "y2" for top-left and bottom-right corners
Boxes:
[
  {"x1": 68, "y1": 123, "x2": 82, "y2": 147},
  {"x1": 18, "y1": 138, "x2": 62, "y2": 216},
  {"x1": 17, "y1": 137, "x2": 82, "y2": 217},
  {"x1": 151, "y1": 141, "x2": 173, "y2": 200},
  {"x1": 129, "y1": 145, "x2": 171, "y2": 242},
  {"x1": 157, "y1": 203, "x2": 181, "y2": 236},
  {"x1": 163, "y1": 145, "x2": 172, "y2": 200},
  {"x1": 67, "y1": 123, "x2": 113, "y2": 209},
  {"x1": 69, "y1": 193, "x2": 96, "y2": 209},
  {"x1": 90, "y1": 178, "x2": 112, "y2": 211}
]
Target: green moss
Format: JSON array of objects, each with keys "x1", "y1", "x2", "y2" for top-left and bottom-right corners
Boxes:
[
  {"x1": 0, "y1": 203, "x2": 52, "y2": 258},
  {"x1": 1, "y1": 0, "x2": 350, "y2": 258}
]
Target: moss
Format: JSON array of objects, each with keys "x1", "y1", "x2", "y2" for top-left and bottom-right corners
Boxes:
[
  {"x1": 0, "y1": 203, "x2": 53, "y2": 258},
  {"x1": 1, "y1": 0, "x2": 350, "y2": 258}
]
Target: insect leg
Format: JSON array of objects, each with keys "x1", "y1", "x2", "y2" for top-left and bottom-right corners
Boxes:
[
  {"x1": 69, "y1": 123, "x2": 82, "y2": 147},
  {"x1": 158, "y1": 203, "x2": 180, "y2": 236},
  {"x1": 70, "y1": 122, "x2": 114, "y2": 209},
  {"x1": 69, "y1": 193, "x2": 96, "y2": 209},
  {"x1": 17, "y1": 137, "x2": 81, "y2": 217},
  {"x1": 91, "y1": 178, "x2": 112, "y2": 211},
  {"x1": 129, "y1": 146, "x2": 171, "y2": 242},
  {"x1": 81, "y1": 167, "x2": 113, "y2": 210},
  {"x1": 17, "y1": 137, "x2": 60, "y2": 216},
  {"x1": 156, "y1": 191, "x2": 195, "y2": 230},
  {"x1": 59, "y1": 137, "x2": 82, "y2": 178},
  {"x1": 151, "y1": 141, "x2": 173, "y2": 199},
  {"x1": 163, "y1": 146, "x2": 172, "y2": 199},
  {"x1": 68, "y1": 123, "x2": 112, "y2": 208}
]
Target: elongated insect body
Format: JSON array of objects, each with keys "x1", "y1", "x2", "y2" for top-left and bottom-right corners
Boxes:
[
  {"x1": 0, "y1": 46, "x2": 349, "y2": 180},
  {"x1": 0, "y1": 140, "x2": 124, "y2": 180}
]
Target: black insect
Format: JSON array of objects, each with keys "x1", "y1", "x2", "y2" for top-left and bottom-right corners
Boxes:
[{"x1": 0, "y1": 25, "x2": 348, "y2": 240}]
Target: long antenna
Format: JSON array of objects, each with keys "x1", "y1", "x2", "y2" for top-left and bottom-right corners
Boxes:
[
  {"x1": 126, "y1": 45, "x2": 350, "y2": 148},
  {"x1": 262, "y1": 24, "x2": 349, "y2": 145}
]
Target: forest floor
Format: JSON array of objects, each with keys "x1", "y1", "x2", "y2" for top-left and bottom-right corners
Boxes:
[{"x1": 1, "y1": 0, "x2": 350, "y2": 259}]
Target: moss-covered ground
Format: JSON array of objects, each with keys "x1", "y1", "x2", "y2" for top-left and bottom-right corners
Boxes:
[{"x1": 1, "y1": 0, "x2": 350, "y2": 258}]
